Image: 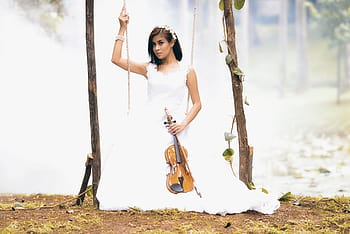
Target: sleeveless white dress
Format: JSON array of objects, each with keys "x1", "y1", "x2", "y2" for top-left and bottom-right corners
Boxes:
[{"x1": 97, "y1": 63, "x2": 280, "y2": 215}]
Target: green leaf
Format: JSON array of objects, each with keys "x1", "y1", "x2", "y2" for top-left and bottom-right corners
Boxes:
[
  {"x1": 224, "y1": 132, "x2": 236, "y2": 141},
  {"x1": 222, "y1": 148, "x2": 234, "y2": 156},
  {"x1": 279, "y1": 192, "x2": 293, "y2": 201},
  {"x1": 225, "y1": 54, "x2": 233, "y2": 65},
  {"x1": 219, "y1": 42, "x2": 223, "y2": 53},
  {"x1": 87, "y1": 185, "x2": 93, "y2": 197},
  {"x1": 234, "y1": 0, "x2": 245, "y2": 10},
  {"x1": 219, "y1": 0, "x2": 224, "y2": 11},
  {"x1": 219, "y1": 40, "x2": 227, "y2": 53},
  {"x1": 247, "y1": 181, "x2": 256, "y2": 190},
  {"x1": 233, "y1": 67, "x2": 244, "y2": 76},
  {"x1": 304, "y1": 1, "x2": 320, "y2": 18},
  {"x1": 261, "y1": 188, "x2": 269, "y2": 194},
  {"x1": 223, "y1": 155, "x2": 233, "y2": 163},
  {"x1": 244, "y1": 96, "x2": 250, "y2": 106}
]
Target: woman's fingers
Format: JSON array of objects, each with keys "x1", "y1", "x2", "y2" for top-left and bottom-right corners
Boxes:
[
  {"x1": 119, "y1": 7, "x2": 129, "y2": 25},
  {"x1": 168, "y1": 123, "x2": 183, "y2": 135}
]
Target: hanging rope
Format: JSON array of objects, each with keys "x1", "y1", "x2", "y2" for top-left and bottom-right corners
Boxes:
[
  {"x1": 190, "y1": 0, "x2": 197, "y2": 67},
  {"x1": 123, "y1": 0, "x2": 131, "y2": 114},
  {"x1": 122, "y1": 1, "x2": 197, "y2": 114},
  {"x1": 186, "y1": 0, "x2": 198, "y2": 114}
]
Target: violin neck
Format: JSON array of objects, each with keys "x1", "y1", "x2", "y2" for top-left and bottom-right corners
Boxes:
[{"x1": 173, "y1": 135, "x2": 182, "y2": 164}]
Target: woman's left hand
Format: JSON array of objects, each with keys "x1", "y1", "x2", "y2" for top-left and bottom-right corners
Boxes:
[{"x1": 168, "y1": 123, "x2": 186, "y2": 135}]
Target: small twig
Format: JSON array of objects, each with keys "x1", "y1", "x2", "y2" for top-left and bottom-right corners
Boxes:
[
  {"x1": 230, "y1": 115, "x2": 236, "y2": 134},
  {"x1": 229, "y1": 162, "x2": 237, "y2": 178},
  {"x1": 11, "y1": 187, "x2": 93, "y2": 211}
]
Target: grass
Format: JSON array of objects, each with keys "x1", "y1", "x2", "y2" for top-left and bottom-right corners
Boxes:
[{"x1": 1, "y1": 193, "x2": 350, "y2": 233}]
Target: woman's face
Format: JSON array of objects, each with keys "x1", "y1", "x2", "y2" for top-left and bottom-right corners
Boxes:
[{"x1": 152, "y1": 34, "x2": 174, "y2": 60}]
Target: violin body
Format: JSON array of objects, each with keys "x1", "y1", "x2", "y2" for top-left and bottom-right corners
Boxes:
[
  {"x1": 163, "y1": 108, "x2": 195, "y2": 194},
  {"x1": 164, "y1": 142, "x2": 194, "y2": 193}
]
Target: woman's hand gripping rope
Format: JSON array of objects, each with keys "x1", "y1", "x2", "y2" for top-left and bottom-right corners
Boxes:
[{"x1": 118, "y1": 7, "x2": 129, "y2": 28}]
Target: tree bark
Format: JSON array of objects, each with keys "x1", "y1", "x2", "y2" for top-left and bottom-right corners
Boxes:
[
  {"x1": 86, "y1": 0, "x2": 101, "y2": 207},
  {"x1": 223, "y1": 0, "x2": 252, "y2": 185},
  {"x1": 76, "y1": 154, "x2": 93, "y2": 205}
]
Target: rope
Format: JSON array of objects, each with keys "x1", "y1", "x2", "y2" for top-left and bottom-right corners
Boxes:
[
  {"x1": 123, "y1": 0, "x2": 131, "y2": 114},
  {"x1": 186, "y1": 0, "x2": 198, "y2": 114},
  {"x1": 190, "y1": 0, "x2": 197, "y2": 67}
]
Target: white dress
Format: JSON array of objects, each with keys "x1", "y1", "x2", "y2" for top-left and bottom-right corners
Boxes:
[{"x1": 97, "y1": 63, "x2": 280, "y2": 215}]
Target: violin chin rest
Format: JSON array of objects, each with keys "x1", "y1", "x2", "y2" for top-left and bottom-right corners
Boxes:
[{"x1": 171, "y1": 184, "x2": 184, "y2": 193}]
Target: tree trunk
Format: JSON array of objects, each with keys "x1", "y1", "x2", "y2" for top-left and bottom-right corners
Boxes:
[
  {"x1": 279, "y1": 0, "x2": 288, "y2": 97},
  {"x1": 296, "y1": 0, "x2": 307, "y2": 91},
  {"x1": 86, "y1": 0, "x2": 101, "y2": 207},
  {"x1": 336, "y1": 44, "x2": 342, "y2": 104},
  {"x1": 223, "y1": 0, "x2": 252, "y2": 186},
  {"x1": 345, "y1": 43, "x2": 350, "y2": 88}
]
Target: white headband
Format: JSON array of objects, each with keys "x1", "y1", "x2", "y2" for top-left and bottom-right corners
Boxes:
[{"x1": 157, "y1": 25, "x2": 177, "y2": 41}]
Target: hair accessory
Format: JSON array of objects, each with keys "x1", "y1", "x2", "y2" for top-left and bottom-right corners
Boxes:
[
  {"x1": 158, "y1": 25, "x2": 177, "y2": 41},
  {"x1": 115, "y1": 35, "x2": 125, "y2": 41}
]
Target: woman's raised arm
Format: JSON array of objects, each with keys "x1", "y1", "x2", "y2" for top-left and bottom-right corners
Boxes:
[{"x1": 112, "y1": 7, "x2": 148, "y2": 78}]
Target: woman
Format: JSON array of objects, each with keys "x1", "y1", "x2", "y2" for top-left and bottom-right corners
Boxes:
[{"x1": 97, "y1": 8, "x2": 280, "y2": 215}]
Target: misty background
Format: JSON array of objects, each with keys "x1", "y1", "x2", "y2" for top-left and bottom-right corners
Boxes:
[{"x1": 0, "y1": 0, "x2": 349, "y2": 197}]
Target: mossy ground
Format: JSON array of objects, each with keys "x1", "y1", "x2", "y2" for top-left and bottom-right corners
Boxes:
[{"x1": 0, "y1": 193, "x2": 349, "y2": 233}]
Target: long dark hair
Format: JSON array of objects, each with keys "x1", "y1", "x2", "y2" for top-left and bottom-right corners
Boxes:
[{"x1": 148, "y1": 26, "x2": 183, "y2": 65}]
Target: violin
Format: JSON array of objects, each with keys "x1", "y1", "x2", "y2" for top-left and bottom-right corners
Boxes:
[{"x1": 163, "y1": 108, "x2": 195, "y2": 194}]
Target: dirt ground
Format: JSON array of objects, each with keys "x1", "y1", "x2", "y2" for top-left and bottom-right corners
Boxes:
[{"x1": 0, "y1": 194, "x2": 349, "y2": 233}]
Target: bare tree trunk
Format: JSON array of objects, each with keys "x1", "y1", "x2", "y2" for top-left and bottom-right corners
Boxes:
[
  {"x1": 86, "y1": 0, "x2": 101, "y2": 207},
  {"x1": 345, "y1": 43, "x2": 350, "y2": 88},
  {"x1": 279, "y1": 0, "x2": 288, "y2": 97},
  {"x1": 337, "y1": 44, "x2": 342, "y2": 104},
  {"x1": 223, "y1": 0, "x2": 252, "y2": 186},
  {"x1": 296, "y1": 0, "x2": 307, "y2": 92}
]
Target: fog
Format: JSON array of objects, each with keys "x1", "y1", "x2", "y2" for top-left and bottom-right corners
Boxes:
[{"x1": 1, "y1": 0, "x2": 349, "y2": 197}]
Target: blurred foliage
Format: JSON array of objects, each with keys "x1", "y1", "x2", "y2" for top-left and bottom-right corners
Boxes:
[
  {"x1": 307, "y1": 0, "x2": 350, "y2": 45},
  {"x1": 13, "y1": 0, "x2": 65, "y2": 36},
  {"x1": 219, "y1": 0, "x2": 246, "y2": 11}
]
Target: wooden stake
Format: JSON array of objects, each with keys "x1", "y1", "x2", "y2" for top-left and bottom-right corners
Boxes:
[
  {"x1": 85, "y1": 0, "x2": 101, "y2": 207},
  {"x1": 223, "y1": 0, "x2": 252, "y2": 186},
  {"x1": 76, "y1": 153, "x2": 94, "y2": 206}
]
